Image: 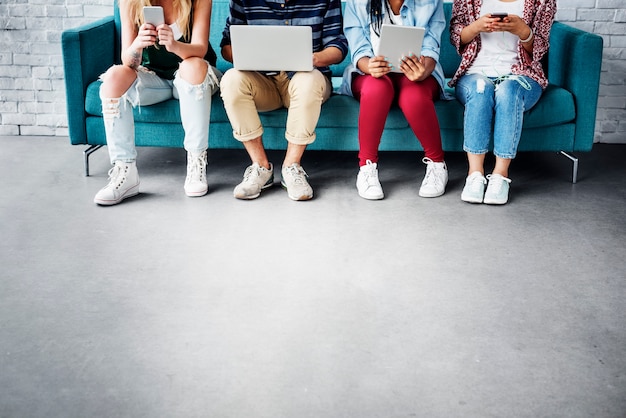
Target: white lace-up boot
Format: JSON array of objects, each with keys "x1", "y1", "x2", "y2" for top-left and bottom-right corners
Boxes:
[
  {"x1": 184, "y1": 150, "x2": 208, "y2": 197},
  {"x1": 93, "y1": 161, "x2": 140, "y2": 205}
]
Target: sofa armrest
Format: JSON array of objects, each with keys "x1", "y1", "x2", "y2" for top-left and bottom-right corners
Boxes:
[
  {"x1": 62, "y1": 16, "x2": 116, "y2": 145},
  {"x1": 547, "y1": 22, "x2": 603, "y2": 152}
]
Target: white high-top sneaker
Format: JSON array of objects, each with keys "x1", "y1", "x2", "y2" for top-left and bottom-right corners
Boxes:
[
  {"x1": 184, "y1": 150, "x2": 208, "y2": 197},
  {"x1": 94, "y1": 161, "x2": 140, "y2": 205}
]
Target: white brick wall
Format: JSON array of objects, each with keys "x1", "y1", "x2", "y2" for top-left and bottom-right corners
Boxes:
[
  {"x1": 0, "y1": 0, "x2": 624, "y2": 142},
  {"x1": 554, "y1": 0, "x2": 626, "y2": 143}
]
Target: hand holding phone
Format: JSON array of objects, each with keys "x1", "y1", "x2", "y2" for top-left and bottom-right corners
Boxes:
[
  {"x1": 143, "y1": 6, "x2": 164, "y2": 27},
  {"x1": 491, "y1": 13, "x2": 508, "y2": 21}
]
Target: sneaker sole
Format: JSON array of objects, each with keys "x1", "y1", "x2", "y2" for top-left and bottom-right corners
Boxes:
[
  {"x1": 461, "y1": 195, "x2": 483, "y2": 204},
  {"x1": 185, "y1": 188, "x2": 208, "y2": 197},
  {"x1": 358, "y1": 190, "x2": 384, "y2": 200},
  {"x1": 233, "y1": 181, "x2": 273, "y2": 200},
  {"x1": 94, "y1": 184, "x2": 140, "y2": 206},
  {"x1": 281, "y1": 181, "x2": 313, "y2": 201},
  {"x1": 419, "y1": 190, "x2": 445, "y2": 198},
  {"x1": 483, "y1": 197, "x2": 508, "y2": 205}
]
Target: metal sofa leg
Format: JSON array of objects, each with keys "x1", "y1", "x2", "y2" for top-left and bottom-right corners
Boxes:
[
  {"x1": 559, "y1": 151, "x2": 579, "y2": 184},
  {"x1": 84, "y1": 144, "x2": 103, "y2": 176}
]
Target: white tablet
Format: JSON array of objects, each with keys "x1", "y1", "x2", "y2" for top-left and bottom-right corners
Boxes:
[
  {"x1": 376, "y1": 24, "x2": 426, "y2": 73},
  {"x1": 230, "y1": 25, "x2": 314, "y2": 72}
]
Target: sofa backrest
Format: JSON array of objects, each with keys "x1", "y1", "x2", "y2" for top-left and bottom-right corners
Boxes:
[{"x1": 114, "y1": 0, "x2": 461, "y2": 79}]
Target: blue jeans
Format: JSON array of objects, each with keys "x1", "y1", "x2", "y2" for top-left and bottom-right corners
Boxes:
[
  {"x1": 100, "y1": 63, "x2": 220, "y2": 164},
  {"x1": 455, "y1": 74, "x2": 542, "y2": 159}
]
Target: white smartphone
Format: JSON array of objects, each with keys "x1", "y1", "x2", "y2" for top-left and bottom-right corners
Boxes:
[{"x1": 143, "y1": 6, "x2": 164, "y2": 27}]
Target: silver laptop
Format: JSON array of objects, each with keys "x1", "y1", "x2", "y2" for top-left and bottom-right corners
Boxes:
[
  {"x1": 376, "y1": 24, "x2": 425, "y2": 73},
  {"x1": 230, "y1": 25, "x2": 314, "y2": 72}
]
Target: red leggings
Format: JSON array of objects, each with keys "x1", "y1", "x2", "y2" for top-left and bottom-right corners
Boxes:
[{"x1": 352, "y1": 73, "x2": 444, "y2": 166}]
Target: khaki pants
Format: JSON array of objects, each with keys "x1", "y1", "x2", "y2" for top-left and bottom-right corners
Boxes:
[{"x1": 220, "y1": 69, "x2": 332, "y2": 145}]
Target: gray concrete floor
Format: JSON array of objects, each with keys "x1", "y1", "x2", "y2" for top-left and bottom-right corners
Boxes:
[{"x1": 1, "y1": 135, "x2": 625, "y2": 418}]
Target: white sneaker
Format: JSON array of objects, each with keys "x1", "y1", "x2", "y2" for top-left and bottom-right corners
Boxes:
[
  {"x1": 461, "y1": 171, "x2": 487, "y2": 203},
  {"x1": 356, "y1": 160, "x2": 384, "y2": 200},
  {"x1": 484, "y1": 174, "x2": 512, "y2": 205},
  {"x1": 419, "y1": 157, "x2": 448, "y2": 198},
  {"x1": 281, "y1": 163, "x2": 313, "y2": 201},
  {"x1": 94, "y1": 161, "x2": 140, "y2": 206},
  {"x1": 233, "y1": 162, "x2": 274, "y2": 200},
  {"x1": 184, "y1": 150, "x2": 208, "y2": 197}
]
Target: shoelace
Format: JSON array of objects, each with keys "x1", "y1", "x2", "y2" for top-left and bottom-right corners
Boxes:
[
  {"x1": 243, "y1": 164, "x2": 261, "y2": 182},
  {"x1": 107, "y1": 164, "x2": 126, "y2": 189},
  {"x1": 422, "y1": 159, "x2": 444, "y2": 187},
  {"x1": 363, "y1": 165, "x2": 379, "y2": 185},
  {"x1": 469, "y1": 174, "x2": 487, "y2": 192},
  {"x1": 285, "y1": 165, "x2": 307, "y2": 185},
  {"x1": 187, "y1": 154, "x2": 206, "y2": 181},
  {"x1": 486, "y1": 174, "x2": 510, "y2": 194}
]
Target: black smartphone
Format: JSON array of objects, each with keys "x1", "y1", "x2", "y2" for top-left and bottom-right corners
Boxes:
[{"x1": 491, "y1": 13, "x2": 508, "y2": 21}]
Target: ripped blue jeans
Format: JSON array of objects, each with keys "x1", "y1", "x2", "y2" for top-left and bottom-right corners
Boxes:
[
  {"x1": 100, "y1": 62, "x2": 221, "y2": 164},
  {"x1": 455, "y1": 73, "x2": 542, "y2": 159}
]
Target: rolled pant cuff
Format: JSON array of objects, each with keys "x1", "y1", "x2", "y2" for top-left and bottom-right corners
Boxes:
[
  {"x1": 235, "y1": 127, "x2": 264, "y2": 142},
  {"x1": 286, "y1": 133, "x2": 316, "y2": 146}
]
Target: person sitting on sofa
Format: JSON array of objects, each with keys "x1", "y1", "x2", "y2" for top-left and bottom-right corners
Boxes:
[
  {"x1": 449, "y1": 0, "x2": 556, "y2": 205},
  {"x1": 94, "y1": 0, "x2": 220, "y2": 206},
  {"x1": 340, "y1": 0, "x2": 449, "y2": 200},
  {"x1": 219, "y1": 0, "x2": 348, "y2": 201}
]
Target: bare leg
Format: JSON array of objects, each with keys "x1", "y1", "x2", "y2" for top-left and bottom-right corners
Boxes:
[
  {"x1": 467, "y1": 152, "x2": 486, "y2": 175},
  {"x1": 242, "y1": 136, "x2": 271, "y2": 169},
  {"x1": 493, "y1": 156, "x2": 512, "y2": 178},
  {"x1": 283, "y1": 142, "x2": 306, "y2": 167},
  {"x1": 100, "y1": 65, "x2": 137, "y2": 98}
]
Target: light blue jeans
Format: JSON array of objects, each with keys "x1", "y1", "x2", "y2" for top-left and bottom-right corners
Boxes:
[
  {"x1": 100, "y1": 63, "x2": 220, "y2": 163},
  {"x1": 455, "y1": 73, "x2": 542, "y2": 159}
]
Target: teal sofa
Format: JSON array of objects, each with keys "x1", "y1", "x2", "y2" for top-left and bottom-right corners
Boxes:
[{"x1": 62, "y1": 0, "x2": 603, "y2": 182}]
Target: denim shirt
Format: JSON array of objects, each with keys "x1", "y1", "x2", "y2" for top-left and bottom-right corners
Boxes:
[{"x1": 339, "y1": 0, "x2": 451, "y2": 99}]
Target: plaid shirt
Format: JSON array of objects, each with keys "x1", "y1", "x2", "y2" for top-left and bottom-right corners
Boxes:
[
  {"x1": 449, "y1": 0, "x2": 557, "y2": 89},
  {"x1": 220, "y1": 0, "x2": 349, "y2": 77}
]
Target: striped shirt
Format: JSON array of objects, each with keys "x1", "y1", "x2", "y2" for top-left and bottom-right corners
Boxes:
[{"x1": 220, "y1": 0, "x2": 348, "y2": 77}]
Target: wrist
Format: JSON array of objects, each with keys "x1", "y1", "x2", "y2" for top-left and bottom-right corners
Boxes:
[{"x1": 520, "y1": 27, "x2": 533, "y2": 43}]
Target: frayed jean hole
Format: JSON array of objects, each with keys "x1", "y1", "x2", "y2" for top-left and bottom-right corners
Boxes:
[
  {"x1": 102, "y1": 98, "x2": 121, "y2": 119},
  {"x1": 476, "y1": 79, "x2": 486, "y2": 94}
]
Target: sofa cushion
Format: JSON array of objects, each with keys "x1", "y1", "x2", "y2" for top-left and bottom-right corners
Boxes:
[{"x1": 85, "y1": 73, "x2": 575, "y2": 131}]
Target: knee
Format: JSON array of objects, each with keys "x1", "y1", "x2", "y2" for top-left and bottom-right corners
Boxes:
[
  {"x1": 102, "y1": 65, "x2": 135, "y2": 82},
  {"x1": 290, "y1": 71, "x2": 327, "y2": 99},
  {"x1": 178, "y1": 57, "x2": 208, "y2": 84},
  {"x1": 219, "y1": 69, "x2": 250, "y2": 99},
  {"x1": 100, "y1": 65, "x2": 136, "y2": 97},
  {"x1": 398, "y1": 92, "x2": 432, "y2": 111},
  {"x1": 360, "y1": 76, "x2": 394, "y2": 101}
]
